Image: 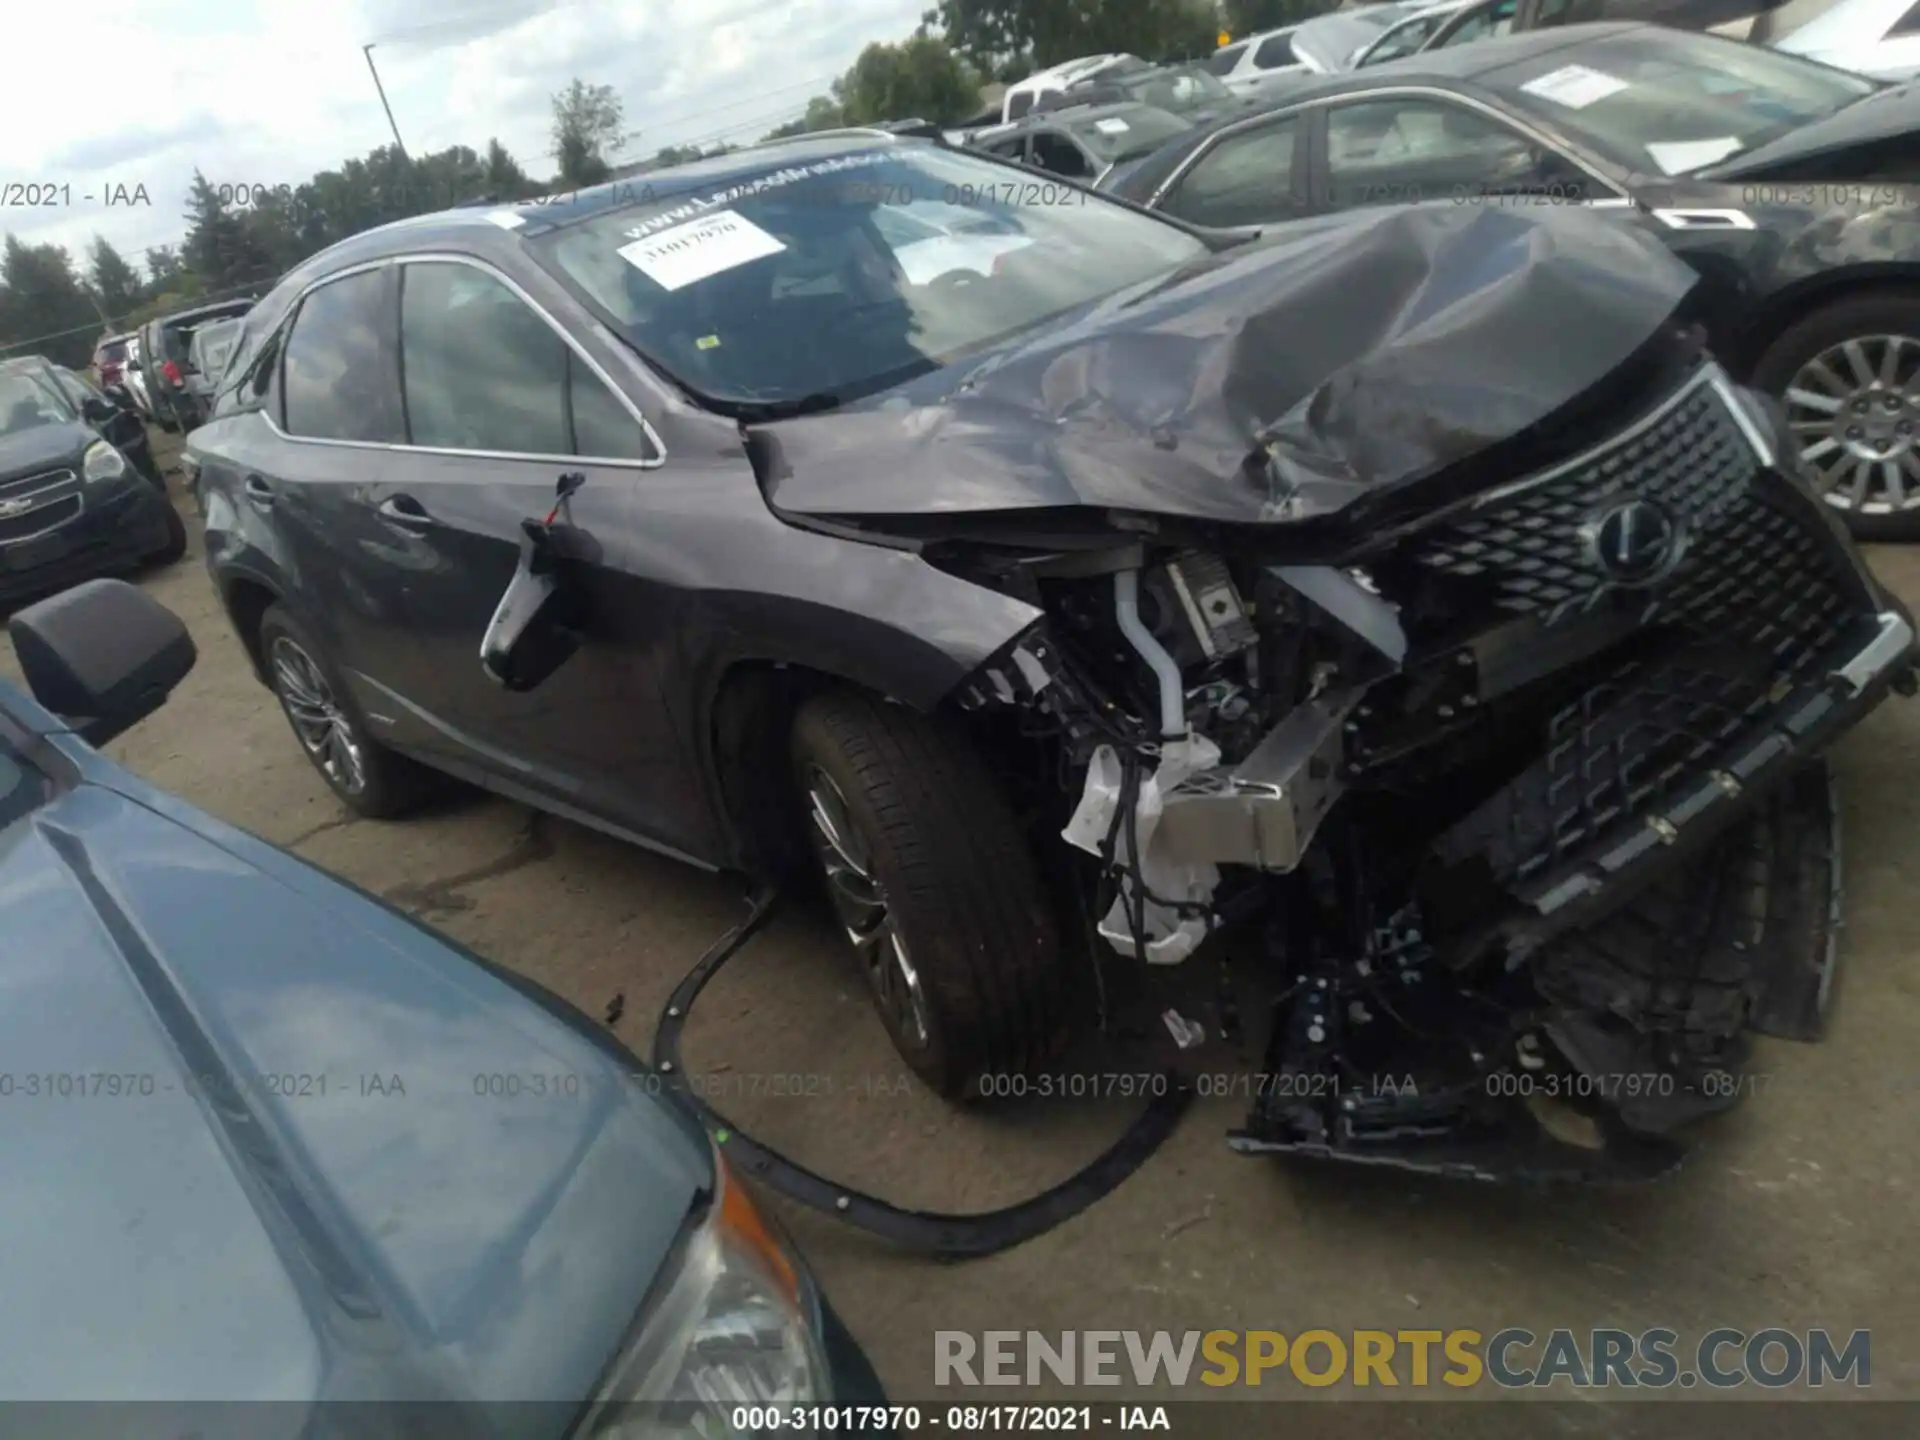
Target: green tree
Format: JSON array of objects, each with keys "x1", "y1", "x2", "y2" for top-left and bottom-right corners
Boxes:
[
  {"x1": 143, "y1": 245, "x2": 185, "y2": 294},
  {"x1": 835, "y1": 34, "x2": 981, "y2": 124},
  {"x1": 182, "y1": 170, "x2": 274, "y2": 292},
  {"x1": 551, "y1": 79, "x2": 625, "y2": 187},
  {"x1": 0, "y1": 235, "x2": 99, "y2": 366},
  {"x1": 931, "y1": 0, "x2": 1225, "y2": 72},
  {"x1": 484, "y1": 137, "x2": 534, "y2": 197},
  {"x1": 87, "y1": 237, "x2": 142, "y2": 322},
  {"x1": 762, "y1": 94, "x2": 847, "y2": 140},
  {"x1": 1222, "y1": 0, "x2": 1336, "y2": 37}
]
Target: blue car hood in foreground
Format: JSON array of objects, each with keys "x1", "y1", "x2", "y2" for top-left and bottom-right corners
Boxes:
[{"x1": 0, "y1": 683, "x2": 711, "y2": 1428}]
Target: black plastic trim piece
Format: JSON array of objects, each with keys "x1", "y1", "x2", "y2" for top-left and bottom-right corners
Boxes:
[{"x1": 651, "y1": 886, "x2": 1191, "y2": 1259}]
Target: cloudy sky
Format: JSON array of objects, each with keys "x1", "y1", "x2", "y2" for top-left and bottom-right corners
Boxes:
[{"x1": 3, "y1": 0, "x2": 928, "y2": 276}]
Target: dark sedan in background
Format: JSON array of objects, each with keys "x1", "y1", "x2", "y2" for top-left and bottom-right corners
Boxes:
[
  {"x1": 0, "y1": 360, "x2": 184, "y2": 605},
  {"x1": 0, "y1": 577, "x2": 884, "y2": 1427},
  {"x1": 1107, "y1": 23, "x2": 1920, "y2": 537}
]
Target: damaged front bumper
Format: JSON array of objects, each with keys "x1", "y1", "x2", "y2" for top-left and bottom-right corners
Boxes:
[{"x1": 962, "y1": 357, "x2": 1916, "y2": 1181}]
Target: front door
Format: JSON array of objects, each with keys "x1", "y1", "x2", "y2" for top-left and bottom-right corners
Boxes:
[{"x1": 364, "y1": 255, "x2": 692, "y2": 850}]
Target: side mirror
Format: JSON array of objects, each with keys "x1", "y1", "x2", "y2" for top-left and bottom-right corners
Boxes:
[
  {"x1": 7, "y1": 579, "x2": 197, "y2": 746},
  {"x1": 479, "y1": 520, "x2": 589, "y2": 692}
]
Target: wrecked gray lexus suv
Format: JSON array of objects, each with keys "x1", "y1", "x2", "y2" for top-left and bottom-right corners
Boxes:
[{"x1": 192, "y1": 135, "x2": 1916, "y2": 1182}]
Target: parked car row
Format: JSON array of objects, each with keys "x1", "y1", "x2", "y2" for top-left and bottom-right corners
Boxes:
[
  {"x1": 975, "y1": 22, "x2": 1920, "y2": 538},
  {"x1": 90, "y1": 298, "x2": 255, "y2": 438}
]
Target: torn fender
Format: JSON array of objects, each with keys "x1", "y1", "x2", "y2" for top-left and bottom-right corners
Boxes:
[{"x1": 756, "y1": 203, "x2": 1699, "y2": 528}]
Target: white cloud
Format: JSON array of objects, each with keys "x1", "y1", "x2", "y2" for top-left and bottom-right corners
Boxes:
[{"x1": 1, "y1": 0, "x2": 926, "y2": 276}]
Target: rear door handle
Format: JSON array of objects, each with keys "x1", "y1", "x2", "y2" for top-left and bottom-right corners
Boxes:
[
  {"x1": 243, "y1": 474, "x2": 275, "y2": 508},
  {"x1": 377, "y1": 494, "x2": 438, "y2": 531}
]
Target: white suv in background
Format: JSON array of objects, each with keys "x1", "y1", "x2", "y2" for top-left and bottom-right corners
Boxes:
[
  {"x1": 1001, "y1": 53, "x2": 1143, "y2": 121},
  {"x1": 1206, "y1": 25, "x2": 1311, "y2": 94}
]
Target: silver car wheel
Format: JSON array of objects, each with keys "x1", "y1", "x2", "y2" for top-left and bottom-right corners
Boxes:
[
  {"x1": 269, "y1": 635, "x2": 368, "y2": 796},
  {"x1": 1785, "y1": 333, "x2": 1920, "y2": 514},
  {"x1": 803, "y1": 765, "x2": 933, "y2": 1050}
]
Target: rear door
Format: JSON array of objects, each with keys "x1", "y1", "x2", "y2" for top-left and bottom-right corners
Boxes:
[
  {"x1": 372, "y1": 254, "x2": 686, "y2": 845},
  {"x1": 255, "y1": 264, "x2": 426, "y2": 715}
]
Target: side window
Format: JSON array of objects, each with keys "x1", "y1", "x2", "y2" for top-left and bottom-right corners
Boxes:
[
  {"x1": 1206, "y1": 42, "x2": 1249, "y2": 76},
  {"x1": 1006, "y1": 90, "x2": 1035, "y2": 121},
  {"x1": 1031, "y1": 131, "x2": 1095, "y2": 179},
  {"x1": 1437, "y1": 0, "x2": 1516, "y2": 47},
  {"x1": 281, "y1": 269, "x2": 404, "y2": 443},
  {"x1": 1324, "y1": 98, "x2": 1583, "y2": 207},
  {"x1": 988, "y1": 136, "x2": 1030, "y2": 162},
  {"x1": 1364, "y1": 16, "x2": 1440, "y2": 65},
  {"x1": 1253, "y1": 34, "x2": 1297, "y2": 68},
  {"x1": 399, "y1": 261, "x2": 650, "y2": 460},
  {"x1": 1161, "y1": 117, "x2": 1300, "y2": 228}
]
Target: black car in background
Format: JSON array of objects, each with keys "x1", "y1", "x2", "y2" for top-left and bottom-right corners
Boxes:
[
  {"x1": 186, "y1": 135, "x2": 1913, "y2": 1169},
  {"x1": 3, "y1": 354, "x2": 164, "y2": 489},
  {"x1": 0, "y1": 577, "x2": 886, "y2": 1421},
  {"x1": 139, "y1": 297, "x2": 255, "y2": 432},
  {"x1": 0, "y1": 359, "x2": 183, "y2": 604},
  {"x1": 1108, "y1": 23, "x2": 1920, "y2": 537}
]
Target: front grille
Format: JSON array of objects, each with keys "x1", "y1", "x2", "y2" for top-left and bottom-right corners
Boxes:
[
  {"x1": 1408, "y1": 371, "x2": 1756, "y2": 626},
  {"x1": 0, "y1": 495, "x2": 81, "y2": 542},
  {"x1": 1404, "y1": 366, "x2": 1884, "y2": 900},
  {"x1": 0, "y1": 467, "x2": 74, "y2": 500}
]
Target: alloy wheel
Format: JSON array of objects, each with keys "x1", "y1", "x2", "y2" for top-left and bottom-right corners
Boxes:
[
  {"x1": 1784, "y1": 333, "x2": 1920, "y2": 515},
  {"x1": 269, "y1": 636, "x2": 368, "y2": 796},
  {"x1": 803, "y1": 765, "x2": 933, "y2": 1050}
]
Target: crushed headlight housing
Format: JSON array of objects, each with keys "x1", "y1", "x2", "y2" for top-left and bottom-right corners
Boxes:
[
  {"x1": 576, "y1": 1153, "x2": 828, "y2": 1439},
  {"x1": 82, "y1": 439, "x2": 127, "y2": 483}
]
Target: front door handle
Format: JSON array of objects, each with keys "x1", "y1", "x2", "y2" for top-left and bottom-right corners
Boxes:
[
  {"x1": 243, "y1": 474, "x2": 275, "y2": 508},
  {"x1": 377, "y1": 494, "x2": 438, "y2": 531}
]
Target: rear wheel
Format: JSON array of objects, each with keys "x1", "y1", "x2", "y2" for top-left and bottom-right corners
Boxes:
[
  {"x1": 789, "y1": 689, "x2": 1072, "y2": 1099},
  {"x1": 1752, "y1": 293, "x2": 1920, "y2": 542},
  {"x1": 259, "y1": 605, "x2": 433, "y2": 818}
]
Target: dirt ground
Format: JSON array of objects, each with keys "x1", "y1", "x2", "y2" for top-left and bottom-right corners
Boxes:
[{"x1": 7, "y1": 434, "x2": 1919, "y2": 1424}]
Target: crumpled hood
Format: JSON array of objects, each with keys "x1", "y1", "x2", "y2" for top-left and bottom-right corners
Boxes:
[
  {"x1": 0, "y1": 746, "x2": 710, "y2": 1418},
  {"x1": 758, "y1": 203, "x2": 1697, "y2": 527}
]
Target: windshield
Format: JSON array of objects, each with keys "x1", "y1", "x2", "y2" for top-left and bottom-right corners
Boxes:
[
  {"x1": 1489, "y1": 30, "x2": 1877, "y2": 174},
  {"x1": 1063, "y1": 107, "x2": 1194, "y2": 160},
  {"x1": 1296, "y1": 8, "x2": 1408, "y2": 70},
  {"x1": 1111, "y1": 65, "x2": 1234, "y2": 114},
  {"x1": 531, "y1": 145, "x2": 1206, "y2": 410},
  {"x1": 0, "y1": 373, "x2": 74, "y2": 437},
  {"x1": 96, "y1": 341, "x2": 128, "y2": 364},
  {"x1": 191, "y1": 319, "x2": 242, "y2": 376}
]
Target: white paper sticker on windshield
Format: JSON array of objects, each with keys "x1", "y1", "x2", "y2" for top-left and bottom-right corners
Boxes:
[
  {"x1": 1520, "y1": 64, "x2": 1630, "y2": 109},
  {"x1": 617, "y1": 209, "x2": 786, "y2": 291},
  {"x1": 1094, "y1": 117, "x2": 1132, "y2": 134},
  {"x1": 1644, "y1": 137, "x2": 1744, "y2": 175}
]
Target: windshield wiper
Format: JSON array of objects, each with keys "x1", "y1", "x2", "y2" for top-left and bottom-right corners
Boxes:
[{"x1": 709, "y1": 390, "x2": 844, "y2": 423}]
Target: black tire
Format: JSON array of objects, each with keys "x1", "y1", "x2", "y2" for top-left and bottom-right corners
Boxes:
[
  {"x1": 1750, "y1": 291, "x2": 1920, "y2": 542},
  {"x1": 148, "y1": 498, "x2": 187, "y2": 565},
  {"x1": 790, "y1": 688, "x2": 1072, "y2": 1098},
  {"x1": 258, "y1": 604, "x2": 434, "y2": 819}
]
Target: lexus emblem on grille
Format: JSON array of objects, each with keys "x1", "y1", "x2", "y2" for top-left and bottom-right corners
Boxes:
[
  {"x1": 1584, "y1": 499, "x2": 1683, "y2": 585},
  {"x1": 0, "y1": 497, "x2": 34, "y2": 520}
]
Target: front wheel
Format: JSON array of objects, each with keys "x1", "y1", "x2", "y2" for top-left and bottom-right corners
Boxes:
[
  {"x1": 789, "y1": 689, "x2": 1072, "y2": 1099},
  {"x1": 1752, "y1": 293, "x2": 1920, "y2": 542}
]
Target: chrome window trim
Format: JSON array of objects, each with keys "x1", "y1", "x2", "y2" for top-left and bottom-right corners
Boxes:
[
  {"x1": 263, "y1": 251, "x2": 667, "y2": 469},
  {"x1": 1650, "y1": 207, "x2": 1758, "y2": 231},
  {"x1": 1145, "y1": 84, "x2": 1633, "y2": 211}
]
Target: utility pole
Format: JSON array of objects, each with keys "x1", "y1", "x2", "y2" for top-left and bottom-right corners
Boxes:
[{"x1": 362, "y1": 43, "x2": 410, "y2": 162}]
